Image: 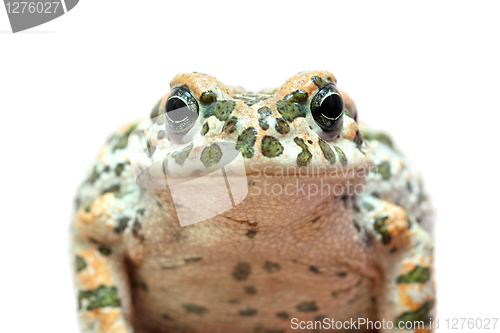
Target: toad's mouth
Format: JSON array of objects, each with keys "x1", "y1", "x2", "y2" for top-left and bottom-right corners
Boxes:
[
  {"x1": 244, "y1": 164, "x2": 372, "y2": 178},
  {"x1": 134, "y1": 160, "x2": 371, "y2": 191},
  {"x1": 161, "y1": 168, "x2": 369, "y2": 198}
]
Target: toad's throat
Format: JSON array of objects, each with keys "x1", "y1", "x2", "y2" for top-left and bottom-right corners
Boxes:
[
  {"x1": 155, "y1": 169, "x2": 365, "y2": 227},
  {"x1": 217, "y1": 186, "x2": 348, "y2": 227}
]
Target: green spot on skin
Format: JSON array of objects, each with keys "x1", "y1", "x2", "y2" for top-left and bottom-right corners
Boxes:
[
  {"x1": 200, "y1": 144, "x2": 223, "y2": 169},
  {"x1": 233, "y1": 262, "x2": 251, "y2": 280},
  {"x1": 397, "y1": 266, "x2": 431, "y2": 284},
  {"x1": 257, "y1": 106, "x2": 272, "y2": 117},
  {"x1": 318, "y1": 139, "x2": 335, "y2": 165},
  {"x1": 334, "y1": 147, "x2": 348, "y2": 166},
  {"x1": 288, "y1": 89, "x2": 308, "y2": 103},
  {"x1": 276, "y1": 311, "x2": 289, "y2": 319},
  {"x1": 200, "y1": 90, "x2": 217, "y2": 105},
  {"x1": 236, "y1": 127, "x2": 257, "y2": 158},
  {"x1": 157, "y1": 130, "x2": 166, "y2": 140},
  {"x1": 114, "y1": 191, "x2": 126, "y2": 199},
  {"x1": 263, "y1": 261, "x2": 281, "y2": 273},
  {"x1": 102, "y1": 184, "x2": 120, "y2": 194},
  {"x1": 240, "y1": 308, "x2": 258, "y2": 316},
  {"x1": 261, "y1": 136, "x2": 284, "y2": 158},
  {"x1": 275, "y1": 118, "x2": 290, "y2": 135},
  {"x1": 315, "y1": 315, "x2": 328, "y2": 322},
  {"x1": 353, "y1": 220, "x2": 361, "y2": 232},
  {"x1": 243, "y1": 98, "x2": 259, "y2": 107},
  {"x1": 161, "y1": 314, "x2": 172, "y2": 320},
  {"x1": 115, "y1": 163, "x2": 125, "y2": 176},
  {"x1": 113, "y1": 136, "x2": 128, "y2": 152},
  {"x1": 395, "y1": 300, "x2": 434, "y2": 326},
  {"x1": 78, "y1": 285, "x2": 121, "y2": 310},
  {"x1": 276, "y1": 99, "x2": 306, "y2": 122},
  {"x1": 156, "y1": 114, "x2": 165, "y2": 125},
  {"x1": 76, "y1": 256, "x2": 86, "y2": 272},
  {"x1": 373, "y1": 216, "x2": 391, "y2": 245},
  {"x1": 294, "y1": 137, "x2": 308, "y2": 150},
  {"x1": 375, "y1": 161, "x2": 391, "y2": 180},
  {"x1": 185, "y1": 257, "x2": 203, "y2": 263},
  {"x1": 405, "y1": 212, "x2": 412, "y2": 229},
  {"x1": 98, "y1": 246, "x2": 112, "y2": 256},
  {"x1": 107, "y1": 134, "x2": 118, "y2": 144},
  {"x1": 244, "y1": 286, "x2": 257, "y2": 294},
  {"x1": 114, "y1": 216, "x2": 130, "y2": 233},
  {"x1": 311, "y1": 75, "x2": 326, "y2": 88},
  {"x1": 193, "y1": 71, "x2": 212, "y2": 77},
  {"x1": 360, "y1": 129, "x2": 393, "y2": 147},
  {"x1": 182, "y1": 304, "x2": 207, "y2": 315},
  {"x1": 296, "y1": 301, "x2": 318, "y2": 312},
  {"x1": 258, "y1": 118, "x2": 269, "y2": 130},
  {"x1": 363, "y1": 202, "x2": 374, "y2": 211},
  {"x1": 84, "y1": 203, "x2": 91, "y2": 213},
  {"x1": 124, "y1": 123, "x2": 139, "y2": 137},
  {"x1": 162, "y1": 157, "x2": 169, "y2": 177},
  {"x1": 134, "y1": 282, "x2": 148, "y2": 291},
  {"x1": 246, "y1": 229, "x2": 257, "y2": 238},
  {"x1": 113, "y1": 123, "x2": 139, "y2": 152},
  {"x1": 353, "y1": 130, "x2": 364, "y2": 148},
  {"x1": 88, "y1": 166, "x2": 99, "y2": 184},
  {"x1": 145, "y1": 140, "x2": 156, "y2": 158},
  {"x1": 223, "y1": 117, "x2": 238, "y2": 134},
  {"x1": 418, "y1": 190, "x2": 427, "y2": 203},
  {"x1": 202, "y1": 122, "x2": 209, "y2": 135},
  {"x1": 171, "y1": 143, "x2": 193, "y2": 166},
  {"x1": 309, "y1": 266, "x2": 321, "y2": 273},
  {"x1": 294, "y1": 137, "x2": 312, "y2": 167},
  {"x1": 213, "y1": 100, "x2": 236, "y2": 121}
]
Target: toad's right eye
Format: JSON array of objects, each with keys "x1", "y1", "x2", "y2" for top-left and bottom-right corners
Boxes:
[
  {"x1": 165, "y1": 86, "x2": 199, "y2": 135},
  {"x1": 310, "y1": 84, "x2": 344, "y2": 138}
]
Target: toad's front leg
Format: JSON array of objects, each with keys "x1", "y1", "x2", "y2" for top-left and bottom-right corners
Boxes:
[
  {"x1": 73, "y1": 238, "x2": 133, "y2": 333},
  {"x1": 360, "y1": 196, "x2": 436, "y2": 333},
  {"x1": 72, "y1": 193, "x2": 135, "y2": 333}
]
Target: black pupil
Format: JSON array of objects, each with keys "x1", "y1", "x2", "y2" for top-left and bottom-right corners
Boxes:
[
  {"x1": 166, "y1": 97, "x2": 189, "y2": 122},
  {"x1": 320, "y1": 93, "x2": 343, "y2": 120}
]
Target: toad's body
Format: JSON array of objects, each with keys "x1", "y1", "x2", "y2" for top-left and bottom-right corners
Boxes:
[{"x1": 72, "y1": 71, "x2": 435, "y2": 333}]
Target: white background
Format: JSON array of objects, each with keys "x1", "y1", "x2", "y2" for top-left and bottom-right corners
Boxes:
[{"x1": 1, "y1": 1, "x2": 499, "y2": 332}]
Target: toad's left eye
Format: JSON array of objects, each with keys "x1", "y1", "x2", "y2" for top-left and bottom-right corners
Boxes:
[
  {"x1": 311, "y1": 84, "x2": 344, "y2": 136},
  {"x1": 165, "y1": 85, "x2": 199, "y2": 135}
]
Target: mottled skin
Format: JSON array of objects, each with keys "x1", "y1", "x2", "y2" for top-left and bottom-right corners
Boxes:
[{"x1": 72, "y1": 71, "x2": 435, "y2": 333}]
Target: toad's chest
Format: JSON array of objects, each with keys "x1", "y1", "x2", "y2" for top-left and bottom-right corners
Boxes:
[{"x1": 124, "y1": 213, "x2": 379, "y2": 333}]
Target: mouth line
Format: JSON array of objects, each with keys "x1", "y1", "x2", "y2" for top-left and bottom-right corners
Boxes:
[{"x1": 243, "y1": 167, "x2": 367, "y2": 179}]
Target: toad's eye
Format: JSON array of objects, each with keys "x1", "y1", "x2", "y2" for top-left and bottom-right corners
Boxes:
[
  {"x1": 165, "y1": 85, "x2": 199, "y2": 135},
  {"x1": 311, "y1": 84, "x2": 344, "y2": 137}
]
